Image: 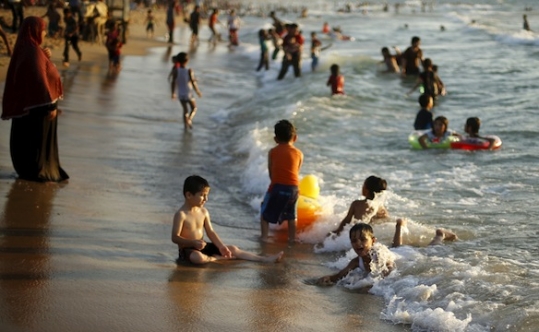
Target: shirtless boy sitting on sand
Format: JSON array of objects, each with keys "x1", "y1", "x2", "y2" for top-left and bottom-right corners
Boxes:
[{"x1": 172, "y1": 175, "x2": 284, "y2": 265}]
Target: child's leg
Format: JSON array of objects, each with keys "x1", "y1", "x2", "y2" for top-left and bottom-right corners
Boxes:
[
  {"x1": 188, "y1": 99, "x2": 197, "y2": 123},
  {"x1": 392, "y1": 218, "x2": 406, "y2": 247},
  {"x1": 180, "y1": 100, "x2": 190, "y2": 129},
  {"x1": 188, "y1": 251, "x2": 219, "y2": 264},
  {"x1": 287, "y1": 219, "x2": 296, "y2": 244},
  {"x1": 263, "y1": 51, "x2": 269, "y2": 70},
  {"x1": 63, "y1": 36, "x2": 70, "y2": 64},
  {"x1": 227, "y1": 245, "x2": 284, "y2": 263},
  {"x1": 260, "y1": 217, "x2": 269, "y2": 241}
]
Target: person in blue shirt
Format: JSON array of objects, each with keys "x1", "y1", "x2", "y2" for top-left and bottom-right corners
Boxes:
[{"x1": 413, "y1": 93, "x2": 434, "y2": 130}]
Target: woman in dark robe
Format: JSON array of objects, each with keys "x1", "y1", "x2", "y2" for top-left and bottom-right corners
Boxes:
[{"x1": 1, "y1": 16, "x2": 69, "y2": 182}]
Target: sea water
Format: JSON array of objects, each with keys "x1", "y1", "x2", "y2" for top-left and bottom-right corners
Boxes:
[{"x1": 10, "y1": 0, "x2": 537, "y2": 331}]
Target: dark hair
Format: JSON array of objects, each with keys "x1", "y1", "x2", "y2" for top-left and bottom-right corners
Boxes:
[
  {"x1": 423, "y1": 58, "x2": 433, "y2": 68},
  {"x1": 466, "y1": 117, "x2": 481, "y2": 134},
  {"x1": 434, "y1": 116, "x2": 449, "y2": 133},
  {"x1": 363, "y1": 176, "x2": 387, "y2": 200},
  {"x1": 176, "y1": 52, "x2": 188, "y2": 64},
  {"x1": 63, "y1": 8, "x2": 71, "y2": 15},
  {"x1": 330, "y1": 63, "x2": 339, "y2": 75},
  {"x1": 183, "y1": 175, "x2": 209, "y2": 196},
  {"x1": 432, "y1": 65, "x2": 438, "y2": 72},
  {"x1": 418, "y1": 93, "x2": 432, "y2": 108},
  {"x1": 259, "y1": 29, "x2": 266, "y2": 37},
  {"x1": 274, "y1": 120, "x2": 296, "y2": 143},
  {"x1": 350, "y1": 223, "x2": 374, "y2": 239},
  {"x1": 381, "y1": 47, "x2": 389, "y2": 55},
  {"x1": 411, "y1": 36, "x2": 420, "y2": 44}
]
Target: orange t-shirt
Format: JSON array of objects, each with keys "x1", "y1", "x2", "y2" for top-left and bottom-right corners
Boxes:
[{"x1": 269, "y1": 143, "x2": 303, "y2": 187}]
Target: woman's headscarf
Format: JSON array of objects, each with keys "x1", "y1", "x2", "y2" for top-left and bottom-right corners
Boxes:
[{"x1": 1, "y1": 16, "x2": 63, "y2": 120}]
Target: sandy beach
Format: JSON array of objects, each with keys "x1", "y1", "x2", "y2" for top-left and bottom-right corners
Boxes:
[{"x1": 0, "y1": 5, "x2": 411, "y2": 332}]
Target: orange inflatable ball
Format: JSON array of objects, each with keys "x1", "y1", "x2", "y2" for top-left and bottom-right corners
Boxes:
[{"x1": 299, "y1": 174, "x2": 320, "y2": 199}]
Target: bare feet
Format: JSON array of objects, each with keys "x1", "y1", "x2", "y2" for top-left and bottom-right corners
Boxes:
[
  {"x1": 259, "y1": 236, "x2": 272, "y2": 243},
  {"x1": 266, "y1": 251, "x2": 284, "y2": 263}
]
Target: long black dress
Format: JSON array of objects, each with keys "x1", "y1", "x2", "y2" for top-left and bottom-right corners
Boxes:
[{"x1": 10, "y1": 104, "x2": 69, "y2": 182}]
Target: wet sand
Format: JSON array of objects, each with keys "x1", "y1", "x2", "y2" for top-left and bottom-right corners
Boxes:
[{"x1": 0, "y1": 6, "x2": 408, "y2": 332}]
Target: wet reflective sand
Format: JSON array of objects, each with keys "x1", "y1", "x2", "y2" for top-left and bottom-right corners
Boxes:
[{"x1": 0, "y1": 27, "x2": 408, "y2": 332}]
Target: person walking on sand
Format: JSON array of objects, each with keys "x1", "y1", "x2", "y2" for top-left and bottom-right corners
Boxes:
[
  {"x1": 166, "y1": 0, "x2": 175, "y2": 44},
  {"x1": 7, "y1": 0, "x2": 26, "y2": 32},
  {"x1": 145, "y1": 9, "x2": 155, "y2": 38},
  {"x1": 1, "y1": 16, "x2": 69, "y2": 182},
  {"x1": 170, "y1": 52, "x2": 202, "y2": 130},
  {"x1": 62, "y1": 8, "x2": 82, "y2": 67},
  {"x1": 188, "y1": 5, "x2": 201, "y2": 46},
  {"x1": 172, "y1": 175, "x2": 284, "y2": 265},
  {"x1": 105, "y1": 21, "x2": 122, "y2": 74}
]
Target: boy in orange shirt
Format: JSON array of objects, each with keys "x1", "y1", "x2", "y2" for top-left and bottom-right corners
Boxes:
[{"x1": 261, "y1": 120, "x2": 304, "y2": 244}]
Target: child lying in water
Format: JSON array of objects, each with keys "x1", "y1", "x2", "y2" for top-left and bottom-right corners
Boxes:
[{"x1": 317, "y1": 219, "x2": 457, "y2": 285}]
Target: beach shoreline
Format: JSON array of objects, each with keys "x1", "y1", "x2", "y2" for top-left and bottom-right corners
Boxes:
[{"x1": 0, "y1": 5, "x2": 411, "y2": 332}]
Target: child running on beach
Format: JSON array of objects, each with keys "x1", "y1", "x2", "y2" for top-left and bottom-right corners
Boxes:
[
  {"x1": 170, "y1": 52, "x2": 202, "y2": 130},
  {"x1": 261, "y1": 120, "x2": 304, "y2": 244},
  {"x1": 330, "y1": 175, "x2": 389, "y2": 236},
  {"x1": 317, "y1": 220, "x2": 457, "y2": 285},
  {"x1": 172, "y1": 175, "x2": 284, "y2": 265},
  {"x1": 327, "y1": 64, "x2": 345, "y2": 95},
  {"x1": 418, "y1": 116, "x2": 459, "y2": 149}
]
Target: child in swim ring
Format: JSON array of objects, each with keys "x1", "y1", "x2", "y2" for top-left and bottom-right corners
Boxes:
[
  {"x1": 418, "y1": 116, "x2": 459, "y2": 149},
  {"x1": 463, "y1": 117, "x2": 496, "y2": 150},
  {"x1": 331, "y1": 175, "x2": 389, "y2": 236}
]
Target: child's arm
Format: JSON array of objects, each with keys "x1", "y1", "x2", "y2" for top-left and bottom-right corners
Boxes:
[
  {"x1": 317, "y1": 257, "x2": 359, "y2": 285},
  {"x1": 171, "y1": 211, "x2": 206, "y2": 249},
  {"x1": 418, "y1": 133, "x2": 429, "y2": 149},
  {"x1": 406, "y1": 78, "x2": 421, "y2": 96},
  {"x1": 203, "y1": 213, "x2": 232, "y2": 258},
  {"x1": 267, "y1": 150, "x2": 273, "y2": 180},
  {"x1": 326, "y1": 75, "x2": 332, "y2": 87},
  {"x1": 170, "y1": 67, "x2": 177, "y2": 98},
  {"x1": 478, "y1": 135, "x2": 497, "y2": 150},
  {"x1": 188, "y1": 69, "x2": 202, "y2": 97}
]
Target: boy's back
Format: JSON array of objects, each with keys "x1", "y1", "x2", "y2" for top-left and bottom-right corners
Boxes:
[{"x1": 269, "y1": 143, "x2": 302, "y2": 186}]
